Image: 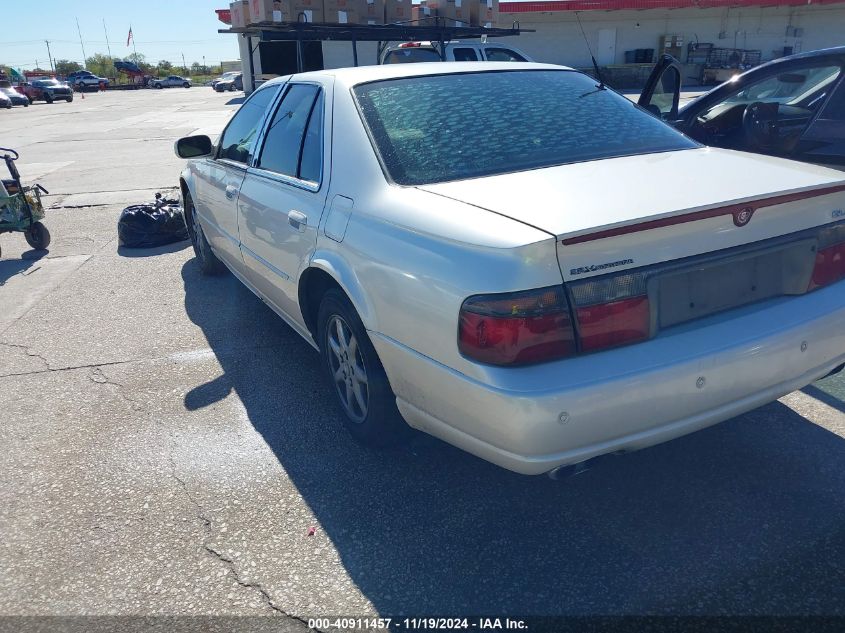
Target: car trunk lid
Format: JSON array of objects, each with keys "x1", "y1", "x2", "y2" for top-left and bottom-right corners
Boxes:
[
  {"x1": 416, "y1": 147, "x2": 845, "y2": 280},
  {"x1": 419, "y1": 147, "x2": 845, "y2": 350}
]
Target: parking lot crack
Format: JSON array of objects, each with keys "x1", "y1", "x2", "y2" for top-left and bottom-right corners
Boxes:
[
  {"x1": 0, "y1": 341, "x2": 51, "y2": 370},
  {"x1": 88, "y1": 366, "x2": 143, "y2": 412},
  {"x1": 169, "y1": 460, "x2": 310, "y2": 624}
]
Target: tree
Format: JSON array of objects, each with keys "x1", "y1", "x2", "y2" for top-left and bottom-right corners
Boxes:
[
  {"x1": 127, "y1": 52, "x2": 154, "y2": 75},
  {"x1": 156, "y1": 60, "x2": 172, "y2": 74},
  {"x1": 55, "y1": 60, "x2": 82, "y2": 76},
  {"x1": 85, "y1": 53, "x2": 117, "y2": 78}
]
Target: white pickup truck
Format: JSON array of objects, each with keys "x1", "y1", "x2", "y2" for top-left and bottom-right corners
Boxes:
[{"x1": 380, "y1": 41, "x2": 532, "y2": 64}]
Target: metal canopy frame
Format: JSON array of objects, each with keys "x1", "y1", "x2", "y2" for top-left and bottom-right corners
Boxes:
[{"x1": 220, "y1": 19, "x2": 529, "y2": 72}]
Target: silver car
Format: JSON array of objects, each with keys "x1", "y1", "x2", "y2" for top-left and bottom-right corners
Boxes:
[
  {"x1": 152, "y1": 75, "x2": 191, "y2": 89},
  {"x1": 175, "y1": 63, "x2": 845, "y2": 476}
]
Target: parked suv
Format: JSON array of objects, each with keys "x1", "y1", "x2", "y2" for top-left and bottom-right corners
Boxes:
[
  {"x1": 66, "y1": 70, "x2": 109, "y2": 90},
  {"x1": 380, "y1": 41, "x2": 532, "y2": 64},
  {"x1": 214, "y1": 72, "x2": 243, "y2": 92},
  {"x1": 20, "y1": 78, "x2": 73, "y2": 103}
]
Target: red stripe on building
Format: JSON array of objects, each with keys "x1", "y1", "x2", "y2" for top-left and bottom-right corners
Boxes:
[{"x1": 500, "y1": 0, "x2": 845, "y2": 12}]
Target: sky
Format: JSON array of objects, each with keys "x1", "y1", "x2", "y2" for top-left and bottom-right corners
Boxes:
[{"x1": 0, "y1": 0, "x2": 240, "y2": 71}]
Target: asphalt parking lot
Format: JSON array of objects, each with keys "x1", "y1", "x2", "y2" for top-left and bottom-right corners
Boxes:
[{"x1": 1, "y1": 87, "x2": 845, "y2": 626}]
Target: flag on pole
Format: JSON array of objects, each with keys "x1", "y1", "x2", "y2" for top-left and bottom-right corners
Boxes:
[{"x1": 126, "y1": 26, "x2": 133, "y2": 47}]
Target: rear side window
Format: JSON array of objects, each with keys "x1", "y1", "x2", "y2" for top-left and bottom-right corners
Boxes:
[
  {"x1": 257, "y1": 84, "x2": 322, "y2": 182},
  {"x1": 453, "y1": 48, "x2": 479, "y2": 62},
  {"x1": 483, "y1": 48, "x2": 526, "y2": 62},
  {"x1": 218, "y1": 85, "x2": 279, "y2": 164},
  {"x1": 354, "y1": 70, "x2": 698, "y2": 185},
  {"x1": 383, "y1": 48, "x2": 441, "y2": 64}
]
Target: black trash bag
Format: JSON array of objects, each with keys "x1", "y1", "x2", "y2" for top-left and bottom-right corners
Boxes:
[{"x1": 117, "y1": 194, "x2": 189, "y2": 248}]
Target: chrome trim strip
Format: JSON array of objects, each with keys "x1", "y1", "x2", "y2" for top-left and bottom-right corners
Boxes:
[{"x1": 240, "y1": 242, "x2": 292, "y2": 281}]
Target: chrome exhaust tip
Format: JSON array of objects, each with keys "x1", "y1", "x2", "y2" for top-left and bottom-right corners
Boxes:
[{"x1": 547, "y1": 459, "x2": 593, "y2": 481}]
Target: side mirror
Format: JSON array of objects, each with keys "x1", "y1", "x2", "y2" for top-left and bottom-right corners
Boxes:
[{"x1": 175, "y1": 135, "x2": 213, "y2": 159}]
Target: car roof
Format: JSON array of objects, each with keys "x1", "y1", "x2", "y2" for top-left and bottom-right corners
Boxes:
[{"x1": 263, "y1": 61, "x2": 573, "y2": 90}]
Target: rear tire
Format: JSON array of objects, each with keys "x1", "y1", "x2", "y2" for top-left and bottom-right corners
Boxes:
[
  {"x1": 45, "y1": 95, "x2": 53, "y2": 104},
  {"x1": 66, "y1": 95, "x2": 73, "y2": 102},
  {"x1": 317, "y1": 289, "x2": 408, "y2": 447},
  {"x1": 24, "y1": 222, "x2": 51, "y2": 250},
  {"x1": 184, "y1": 191, "x2": 225, "y2": 276}
]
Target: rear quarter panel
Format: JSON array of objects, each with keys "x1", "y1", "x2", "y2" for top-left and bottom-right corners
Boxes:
[{"x1": 315, "y1": 81, "x2": 561, "y2": 380}]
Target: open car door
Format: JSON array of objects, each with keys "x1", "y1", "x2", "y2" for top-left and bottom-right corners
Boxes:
[{"x1": 638, "y1": 55, "x2": 683, "y2": 121}]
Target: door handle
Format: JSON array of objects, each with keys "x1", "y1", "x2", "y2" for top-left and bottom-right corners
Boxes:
[
  {"x1": 225, "y1": 185, "x2": 238, "y2": 200},
  {"x1": 288, "y1": 210, "x2": 307, "y2": 232}
]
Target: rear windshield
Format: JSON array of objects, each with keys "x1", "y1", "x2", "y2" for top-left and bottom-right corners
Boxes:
[
  {"x1": 383, "y1": 48, "x2": 441, "y2": 64},
  {"x1": 353, "y1": 70, "x2": 699, "y2": 186}
]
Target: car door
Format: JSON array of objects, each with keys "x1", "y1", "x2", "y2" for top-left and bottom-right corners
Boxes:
[
  {"x1": 798, "y1": 70, "x2": 845, "y2": 166},
  {"x1": 638, "y1": 54, "x2": 683, "y2": 120},
  {"x1": 192, "y1": 84, "x2": 281, "y2": 269},
  {"x1": 237, "y1": 80, "x2": 330, "y2": 324},
  {"x1": 674, "y1": 56, "x2": 844, "y2": 161}
]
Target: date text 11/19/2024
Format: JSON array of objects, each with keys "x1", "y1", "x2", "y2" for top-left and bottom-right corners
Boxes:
[{"x1": 307, "y1": 618, "x2": 528, "y2": 630}]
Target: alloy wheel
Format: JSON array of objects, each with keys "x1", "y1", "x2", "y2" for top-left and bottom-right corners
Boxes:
[{"x1": 326, "y1": 315, "x2": 369, "y2": 423}]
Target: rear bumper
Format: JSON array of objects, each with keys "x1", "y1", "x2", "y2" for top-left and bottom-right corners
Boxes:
[{"x1": 371, "y1": 283, "x2": 845, "y2": 475}]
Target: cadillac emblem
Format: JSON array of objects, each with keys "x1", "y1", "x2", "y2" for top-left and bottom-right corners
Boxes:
[{"x1": 733, "y1": 207, "x2": 754, "y2": 227}]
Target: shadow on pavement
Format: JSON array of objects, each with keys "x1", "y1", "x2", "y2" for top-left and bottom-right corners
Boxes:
[
  {"x1": 117, "y1": 241, "x2": 190, "y2": 258},
  {"x1": 181, "y1": 260, "x2": 845, "y2": 616},
  {"x1": 0, "y1": 249, "x2": 46, "y2": 285},
  {"x1": 802, "y1": 375, "x2": 845, "y2": 414},
  {"x1": 225, "y1": 97, "x2": 246, "y2": 106}
]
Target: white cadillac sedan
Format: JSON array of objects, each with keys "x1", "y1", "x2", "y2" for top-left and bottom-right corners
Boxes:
[{"x1": 175, "y1": 62, "x2": 845, "y2": 477}]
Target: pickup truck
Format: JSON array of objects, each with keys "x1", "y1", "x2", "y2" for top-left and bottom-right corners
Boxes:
[
  {"x1": 380, "y1": 41, "x2": 532, "y2": 64},
  {"x1": 19, "y1": 78, "x2": 73, "y2": 103}
]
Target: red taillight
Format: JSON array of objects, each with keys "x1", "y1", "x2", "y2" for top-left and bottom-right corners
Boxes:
[
  {"x1": 576, "y1": 296, "x2": 650, "y2": 352},
  {"x1": 808, "y1": 241, "x2": 845, "y2": 291},
  {"x1": 458, "y1": 286, "x2": 576, "y2": 366}
]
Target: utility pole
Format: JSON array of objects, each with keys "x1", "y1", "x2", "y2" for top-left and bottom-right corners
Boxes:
[
  {"x1": 103, "y1": 19, "x2": 113, "y2": 58},
  {"x1": 182, "y1": 52, "x2": 187, "y2": 74},
  {"x1": 76, "y1": 17, "x2": 88, "y2": 66},
  {"x1": 45, "y1": 40, "x2": 54, "y2": 73}
]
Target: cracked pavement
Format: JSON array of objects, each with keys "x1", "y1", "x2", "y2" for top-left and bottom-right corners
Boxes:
[{"x1": 1, "y1": 87, "x2": 845, "y2": 627}]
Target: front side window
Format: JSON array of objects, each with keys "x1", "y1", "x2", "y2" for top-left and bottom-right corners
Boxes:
[
  {"x1": 820, "y1": 78, "x2": 845, "y2": 120},
  {"x1": 354, "y1": 70, "x2": 697, "y2": 185},
  {"x1": 218, "y1": 85, "x2": 279, "y2": 164},
  {"x1": 257, "y1": 84, "x2": 321, "y2": 181},
  {"x1": 650, "y1": 66, "x2": 680, "y2": 116}
]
